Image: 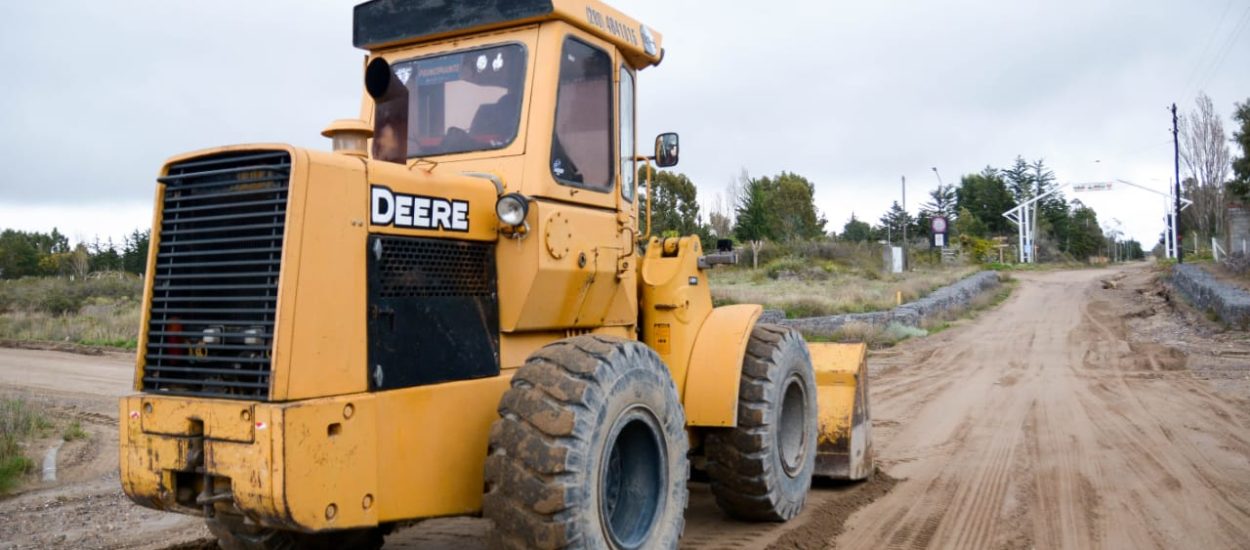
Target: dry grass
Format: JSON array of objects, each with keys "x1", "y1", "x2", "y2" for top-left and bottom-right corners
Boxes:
[
  {"x1": 0, "y1": 276, "x2": 142, "y2": 348},
  {"x1": 0, "y1": 398, "x2": 53, "y2": 493},
  {"x1": 0, "y1": 301, "x2": 141, "y2": 349},
  {"x1": 709, "y1": 264, "x2": 979, "y2": 318}
]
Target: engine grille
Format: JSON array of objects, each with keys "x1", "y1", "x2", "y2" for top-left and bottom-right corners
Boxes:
[
  {"x1": 376, "y1": 237, "x2": 495, "y2": 298},
  {"x1": 142, "y1": 151, "x2": 291, "y2": 400}
]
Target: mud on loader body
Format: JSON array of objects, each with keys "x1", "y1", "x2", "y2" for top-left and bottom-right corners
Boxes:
[{"x1": 119, "y1": 1, "x2": 872, "y2": 548}]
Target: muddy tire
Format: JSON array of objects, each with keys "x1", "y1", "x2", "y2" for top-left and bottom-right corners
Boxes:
[
  {"x1": 483, "y1": 335, "x2": 689, "y2": 549},
  {"x1": 205, "y1": 515, "x2": 384, "y2": 550},
  {"x1": 705, "y1": 324, "x2": 817, "y2": 521}
]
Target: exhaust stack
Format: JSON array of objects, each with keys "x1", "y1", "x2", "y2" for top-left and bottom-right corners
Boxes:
[{"x1": 365, "y1": 57, "x2": 408, "y2": 163}]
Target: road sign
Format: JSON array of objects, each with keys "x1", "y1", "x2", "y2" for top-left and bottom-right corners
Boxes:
[{"x1": 1072, "y1": 181, "x2": 1114, "y2": 192}]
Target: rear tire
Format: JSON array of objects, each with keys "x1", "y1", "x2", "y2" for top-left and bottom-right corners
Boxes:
[
  {"x1": 705, "y1": 324, "x2": 817, "y2": 521},
  {"x1": 205, "y1": 515, "x2": 385, "y2": 550},
  {"x1": 484, "y1": 335, "x2": 689, "y2": 549}
]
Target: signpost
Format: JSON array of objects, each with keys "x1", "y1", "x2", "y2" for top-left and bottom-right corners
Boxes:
[{"x1": 930, "y1": 216, "x2": 948, "y2": 248}]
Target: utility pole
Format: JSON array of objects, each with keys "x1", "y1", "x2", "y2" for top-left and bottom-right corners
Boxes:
[
  {"x1": 1173, "y1": 103, "x2": 1183, "y2": 264},
  {"x1": 901, "y1": 175, "x2": 908, "y2": 269}
]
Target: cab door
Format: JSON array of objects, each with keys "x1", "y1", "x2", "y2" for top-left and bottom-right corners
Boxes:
[{"x1": 498, "y1": 25, "x2": 633, "y2": 330}]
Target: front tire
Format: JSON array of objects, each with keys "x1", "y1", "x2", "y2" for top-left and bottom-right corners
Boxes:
[
  {"x1": 705, "y1": 324, "x2": 818, "y2": 521},
  {"x1": 484, "y1": 335, "x2": 689, "y2": 549}
]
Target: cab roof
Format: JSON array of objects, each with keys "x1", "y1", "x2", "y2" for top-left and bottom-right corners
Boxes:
[{"x1": 353, "y1": 0, "x2": 664, "y2": 68}]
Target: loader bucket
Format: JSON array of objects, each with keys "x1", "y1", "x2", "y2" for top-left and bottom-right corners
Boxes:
[{"x1": 808, "y1": 342, "x2": 873, "y2": 480}]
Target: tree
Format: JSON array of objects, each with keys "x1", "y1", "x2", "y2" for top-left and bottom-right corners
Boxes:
[
  {"x1": 1228, "y1": 98, "x2": 1250, "y2": 202},
  {"x1": 69, "y1": 244, "x2": 90, "y2": 279},
  {"x1": 88, "y1": 237, "x2": 123, "y2": 272},
  {"x1": 841, "y1": 213, "x2": 874, "y2": 242},
  {"x1": 1067, "y1": 200, "x2": 1104, "y2": 260},
  {"x1": 0, "y1": 230, "x2": 41, "y2": 279},
  {"x1": 954, "y1": 207, "x2": 988, "y2": 238},
  {"x1": 1002, "y1": 156, "x2": 1035, "y2": 205},
  {"x1": 955, "y1": 168, "x2": 1014, "y2": 235},
  {"x1": 645, "y1": 170, "x2": 702, "y2": 237},
  {"x1": 122, "y1": 229, "x2": 151, "y2": 275},
  {"x1": 769, "y1": 172, "x2": 827, "y2": 241},
  {"x1": 879, "y1": 201, "x2": 913, "y2": 244},
  {"x1": 1180, "y1": 92, "x2": 1231, "y2": 242},
  {"x1": 708, "y1": 210, "x2": 732, "y2": 238},
  {"x1": 734, "y1": 177, "x2": 775, "y2": 268},
  {"x1": 920, "y1": 184, "x2": 957, "y2": 221}
]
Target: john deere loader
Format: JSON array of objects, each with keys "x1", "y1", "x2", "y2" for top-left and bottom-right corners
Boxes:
[{"x1": 119, "y1": 1, "x2": 873, "y2": 548}]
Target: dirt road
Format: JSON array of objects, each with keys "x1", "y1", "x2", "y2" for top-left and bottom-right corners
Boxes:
[
  {"x1": 838, "y1": 266, "x2": 1250, "y2": 549},
  {"x1": 1, "y1": 264, "x2": 1248, "y2": 549}
]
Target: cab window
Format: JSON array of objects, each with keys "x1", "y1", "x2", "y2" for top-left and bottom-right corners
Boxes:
[
  {"x1": 619, "y1": 66, "x2": 636, "y2": 202},
  {"x1": 391, "y1": 43, "x2": 526, "y2": 157},
  {"x1": 551, "y1": 37, "x2": 613, "y2": 192}
]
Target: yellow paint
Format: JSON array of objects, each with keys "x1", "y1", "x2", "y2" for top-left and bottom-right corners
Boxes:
[
  {"x1": 121, "y1": 374, "x2": 513, "y2": 530},
  {"x1": 682, "y1": 305, "x2": 762, "y2": 426},
  {"x1": 139, "y1": 398, "x2": 255, "y2": 443},
  {"x1": 133, "y1": 182, "x2": 164, "y2": 392},
  {"x1": 497, "y1": 200, "x2": 634, "y2": 331},
  {"x1": 640, "y1": 236, "x2": 712, "y2": 383},
  {"x1": 808, "y1": 342, "x2": 872, "y2": 479}
]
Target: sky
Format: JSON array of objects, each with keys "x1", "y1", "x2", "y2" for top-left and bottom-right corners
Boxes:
[{"x1": 1, "y1": 0, "x2": 1248, "y2": 246}]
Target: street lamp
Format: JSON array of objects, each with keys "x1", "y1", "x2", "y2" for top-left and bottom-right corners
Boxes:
[{"x1": 931, "y1": 167, "x2": 944, "y2": 187}]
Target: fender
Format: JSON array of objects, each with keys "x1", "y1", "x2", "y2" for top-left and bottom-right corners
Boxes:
[{"x1": 682, "y1": 304, "x2": 762, "y2": 427}]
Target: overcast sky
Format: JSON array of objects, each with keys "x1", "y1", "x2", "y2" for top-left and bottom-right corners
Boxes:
[{"x1": 1, "y1": 0, "x2": 1247, "y2": 246}]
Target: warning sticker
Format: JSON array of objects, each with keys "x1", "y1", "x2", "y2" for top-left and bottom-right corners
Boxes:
[{"x1": 654, "y1": 323, "x2": 671, "y2": 356}]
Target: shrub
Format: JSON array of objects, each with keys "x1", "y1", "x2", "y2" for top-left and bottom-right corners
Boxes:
[{"x1": 63, "y1": 420, "x2": 88, "y2": 442}]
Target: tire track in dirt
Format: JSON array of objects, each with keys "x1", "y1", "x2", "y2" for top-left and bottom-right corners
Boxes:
[{"x1": 837, "y1": 266, "x2": 1250, "y2": 550}]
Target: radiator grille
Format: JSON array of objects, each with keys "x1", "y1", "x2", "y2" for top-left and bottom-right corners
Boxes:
[
  {"x1": 376, "y1": 237, "x2": 495, "y2": 298},
  {"x1": 142, "y1": 151, "x2": 290, "y2": 400}
]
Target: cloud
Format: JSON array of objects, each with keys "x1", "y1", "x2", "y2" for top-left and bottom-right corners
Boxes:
[{"x1": 1, "y1": 0, "x2": 1246, "y2": 245}]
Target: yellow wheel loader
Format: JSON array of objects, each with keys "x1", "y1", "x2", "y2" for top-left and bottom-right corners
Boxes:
[{"x1": 119, "y1": 1, "x2": 873, "y2": 548}]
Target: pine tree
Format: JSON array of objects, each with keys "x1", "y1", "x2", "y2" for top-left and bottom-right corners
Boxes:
[
  {"x1": 879, "y1": 201, "x2": 914, "y2": 244},
  {"x1": 734, "y1": 177, "x2": 775, "y2": 268}
]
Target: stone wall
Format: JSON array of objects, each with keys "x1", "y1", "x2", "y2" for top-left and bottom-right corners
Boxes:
[
  {"x1": 1172, "y1": 264, "x2": 1250, "y2": 328},
  {"x1": 760, "y1": 271, "x2": 1002, "y2": 337}
]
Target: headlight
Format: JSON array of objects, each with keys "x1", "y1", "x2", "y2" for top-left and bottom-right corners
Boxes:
[{"x1": 495, "y1": 193, "x2": 529, "y2": 226}]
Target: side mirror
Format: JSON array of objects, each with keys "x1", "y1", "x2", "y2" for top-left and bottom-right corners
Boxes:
[{"x1": 654, "y1": 132, "x2": 679, "y2": 168}]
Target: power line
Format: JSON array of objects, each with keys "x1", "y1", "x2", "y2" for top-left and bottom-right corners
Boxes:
[
  {"x1": 1184, "y1": 3, "x2": 1250, "y2": 103},
  {"x1": 1178, "y1": 0, "x2": 1237, "y2": 98},
  {"x1": 1196, "y1": 4, "x2": 1250, "y2": 91}
]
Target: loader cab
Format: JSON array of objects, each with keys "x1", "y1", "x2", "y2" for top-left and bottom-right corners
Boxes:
[{"x1": 350, "y1": 0, "x2": 669, "y2": 216}]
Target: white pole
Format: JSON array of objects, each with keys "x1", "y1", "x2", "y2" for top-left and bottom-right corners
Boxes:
[
  {"x1": 1172, "y1": 182, "x2": 1181, "y2": 261},
  {"x1": 1162, "y1": 214, "x2": 1169, "y2": 259}
]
